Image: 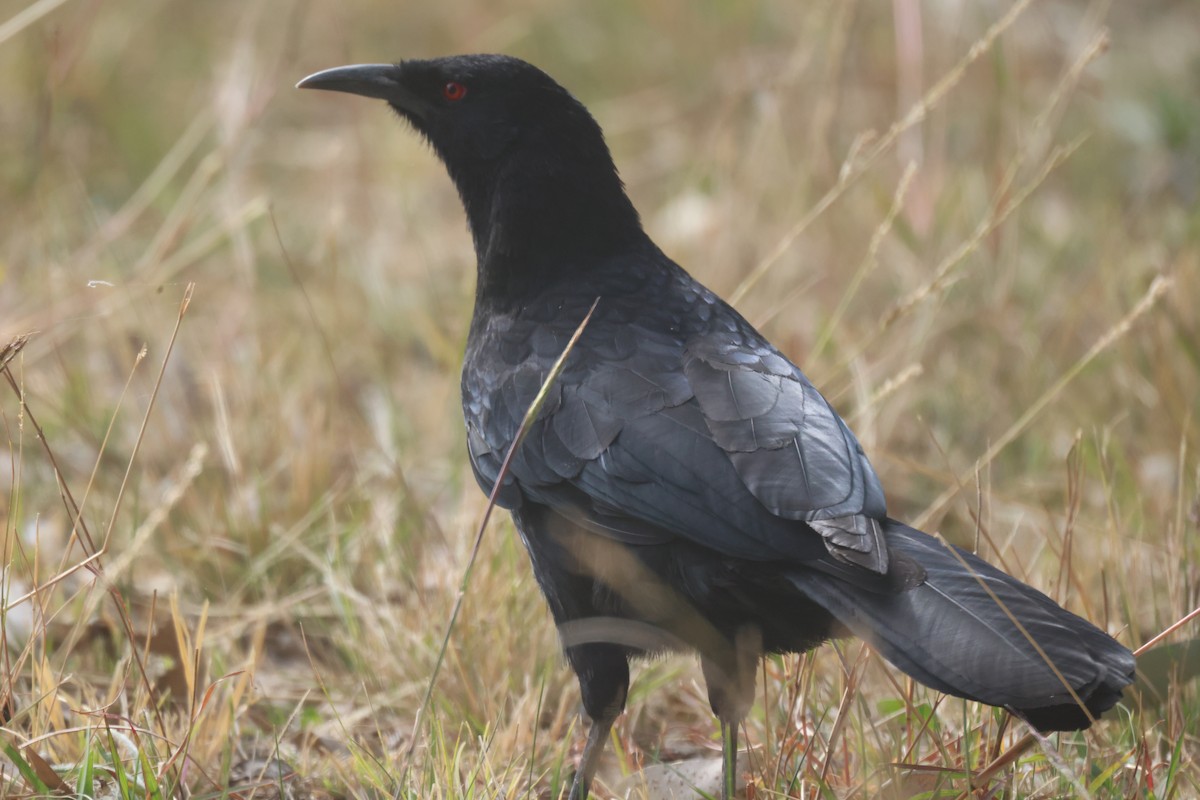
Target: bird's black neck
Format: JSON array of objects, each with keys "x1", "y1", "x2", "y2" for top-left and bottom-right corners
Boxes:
[{"x1": 448, "y1": 147, "x2": 647, "y2": 309}]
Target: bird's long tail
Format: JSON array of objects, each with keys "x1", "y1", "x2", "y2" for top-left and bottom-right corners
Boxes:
[{"x1": 795, "y1": 521, "x2": 1136, "y2": 731}]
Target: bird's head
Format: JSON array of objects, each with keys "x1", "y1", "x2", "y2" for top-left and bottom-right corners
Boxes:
[
  {"x1": 298, "y1": 54, "x2": 644, "y2": 277},
  {"x1": 299, "y1": 55, "x2": 604, "y2": 166}
]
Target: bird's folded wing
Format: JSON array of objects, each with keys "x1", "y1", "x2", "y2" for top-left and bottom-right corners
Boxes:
[{"x1": 467, "y1": 323, "x2": 890, "y2": 571}]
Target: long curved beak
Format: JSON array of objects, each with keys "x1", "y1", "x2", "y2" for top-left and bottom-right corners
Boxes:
[
  {"x1": 296, "y1": 63, "x2": 399, "y2": 99},
  {"x1": 302, "y1": 62, "x2": 439, "y2": 125},
  {"x1": 297, "y1": 63, "x2": 433, "y2": 121}
]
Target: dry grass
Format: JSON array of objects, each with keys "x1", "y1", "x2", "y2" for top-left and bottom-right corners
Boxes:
[{"x1": 2, "y1": 0, "x2": 1199, "y2": 797}]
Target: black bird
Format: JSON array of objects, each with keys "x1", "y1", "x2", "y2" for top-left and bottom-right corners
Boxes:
[{"x1": 298, "y1": 55, "x2": 1136, "y2": 799}]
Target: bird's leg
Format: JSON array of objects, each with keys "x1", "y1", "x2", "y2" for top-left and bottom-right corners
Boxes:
[
  {"x1": 701, "y1": 626, "x2": 761, "y2": 800},
  {"x1": 565, "y1": 642, "x2": 630, "y2": 800},
  {"x1": 718, "y1": 717, "x2": 739, "y2": 800},
  {"x1": 568, "y1": 713, "x2": 615, "y2": 800}
]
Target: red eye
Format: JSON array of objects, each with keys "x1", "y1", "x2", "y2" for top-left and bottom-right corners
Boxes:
[{"x1": 442, "y1": 81, "x2": 467, "y2": 101}]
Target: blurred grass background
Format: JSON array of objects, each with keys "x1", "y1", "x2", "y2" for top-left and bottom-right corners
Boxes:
[{"x1": 1, "y1": 0, "x2": 1198, "y2": 797}]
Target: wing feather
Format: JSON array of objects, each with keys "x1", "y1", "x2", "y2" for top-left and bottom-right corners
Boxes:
[{"x1": 463, "y1": 298, "x2": 891, "y2": 572}]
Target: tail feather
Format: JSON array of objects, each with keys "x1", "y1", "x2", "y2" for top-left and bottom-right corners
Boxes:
[{"x1": 795, "y1": 521, "x2": 1135, "y2": 732}]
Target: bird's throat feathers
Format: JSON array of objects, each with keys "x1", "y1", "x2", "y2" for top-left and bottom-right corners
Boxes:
[{"x1": 443, "y1": 132, "x2": 647, "y2": 306}]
